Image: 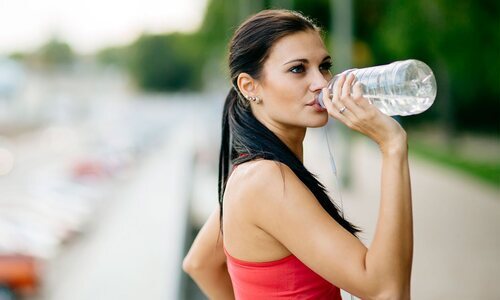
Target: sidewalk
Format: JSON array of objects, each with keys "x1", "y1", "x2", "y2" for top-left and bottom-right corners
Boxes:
[{"x1": 305, "y1": 126, "x2": 500, "y2": 299}]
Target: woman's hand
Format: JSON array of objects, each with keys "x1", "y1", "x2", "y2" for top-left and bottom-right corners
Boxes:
[{"x1": 322, "y1": 73, "x2": 407, "y2": 154}]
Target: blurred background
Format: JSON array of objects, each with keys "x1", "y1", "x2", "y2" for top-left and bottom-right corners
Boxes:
[{"x1": 0, "y1": 0, "x2": 498, "y2": 299}]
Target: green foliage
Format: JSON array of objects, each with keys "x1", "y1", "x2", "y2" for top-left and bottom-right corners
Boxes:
[
  {"x1": 293, "y1": 0, "x2": 331, "y2": 30},
  {"x1": 127, "y1": 33, "x2": 203, "y2": 91},
  {"x1": 358, "y1": 0, "x2": 500, "y2": 133},
  {"x1": 96, "y1": 46, "x2": 130, "y2": 68},
  {"x1": 36, "y1": 38, "x2": 74, "y2": 67},
  {"x1": 197, "y1": 0, "x2": 238, "y2": 54},
  {"x1": 8, "y1": 52, "x2": 27, "y2": 61},
  {"x1": 410, "y1": 140, "x2": 500, "y2": 187}
]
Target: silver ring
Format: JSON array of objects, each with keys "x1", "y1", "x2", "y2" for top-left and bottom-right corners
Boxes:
[{"x1": 339, "y1": 106, "x2": 347, "y2": 114}]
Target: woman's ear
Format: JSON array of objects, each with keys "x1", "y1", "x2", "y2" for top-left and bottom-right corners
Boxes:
[{"x1": 237, "y1": 73, "x2": 259, "y2": 99}]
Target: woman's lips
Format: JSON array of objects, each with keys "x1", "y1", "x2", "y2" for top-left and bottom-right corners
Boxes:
[
  {"x1": 306, "y1": 98, "x2": 317, "y2": 106},
  {"x1": 306, "y1": 97, "x2": 325, "y2": 112},
  {"x1": 312, "y1": 102, "x2": 326, "y2": 112}
]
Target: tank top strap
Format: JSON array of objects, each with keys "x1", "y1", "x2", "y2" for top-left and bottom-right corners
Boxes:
[{"x1": 230, "y1": 153, "x2": 248, "y2": 175}]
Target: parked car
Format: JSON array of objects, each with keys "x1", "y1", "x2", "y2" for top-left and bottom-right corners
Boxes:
[{"x1": 0, "y1": 254, "x2": 39, "y2": 299}]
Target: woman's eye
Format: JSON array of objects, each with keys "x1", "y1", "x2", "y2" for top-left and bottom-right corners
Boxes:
[
  {"x1": 290, "y1": 64, "x2": 305, "y2": 73},
  {"x1": 320, "y1": 62, "x2": 333, "y2": 72}
]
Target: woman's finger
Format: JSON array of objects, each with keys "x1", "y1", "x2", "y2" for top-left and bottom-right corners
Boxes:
[
  {"x1": 333, "y1": 100, "x2": 356, "y2": 123},
  {"x1": 322, "y1": 87, "x2": 337, "y2": 114},
  {"x1": 322, "y1": 87, "x2": 354, "y2": 128},
  {"x1": 352, "y1": 82, "x2": 371, "y2": 108},
  {"x1": 332, "y1": 74, "x2": 345, "y2": 104},
  {"x1": 336, "y1": 75, "x2": 365, "y2": 119},
  {"x1": 343, "y1": 81, "x2": 366, "y2": 116},
  {"x1": 341, "y1": 73, "x2": 355, "y2": 98},
  {"x1": 352, "y1": 81, "x2": 363, "y2": 98}
]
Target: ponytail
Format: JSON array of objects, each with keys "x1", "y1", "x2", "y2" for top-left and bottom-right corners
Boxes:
[{"x1": 218, "y1": 87, "x2": 238, "y2": 231}]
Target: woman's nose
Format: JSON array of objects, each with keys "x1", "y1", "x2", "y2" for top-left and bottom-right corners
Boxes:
[{"x1": 309, "y1": 71, "x2": 329, "y2": 91}]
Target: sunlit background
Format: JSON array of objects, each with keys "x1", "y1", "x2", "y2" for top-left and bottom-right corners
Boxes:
[{"x1": 0, "y1": 0, "x2": 498, "y2": 299}]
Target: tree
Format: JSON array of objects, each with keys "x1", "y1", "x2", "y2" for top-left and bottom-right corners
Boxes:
[
  {"x1": 36, "y1": 38, "x2": 74, "y2": 67},
  {"x1": 368, "y1": 0, "x2": 500, "y2": 133},
  {"x1": 128, "y1": 33, "x2": 203, "y2": 91}
]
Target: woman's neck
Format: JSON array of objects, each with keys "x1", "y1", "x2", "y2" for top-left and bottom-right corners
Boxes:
[{"x1": 265, "y1": 122, "x2": 306, "y2": 163}]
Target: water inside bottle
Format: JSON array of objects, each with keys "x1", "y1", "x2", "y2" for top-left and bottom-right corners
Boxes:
[{"x1": 364, "y1": 95, "x2": 434, "y2": 116}]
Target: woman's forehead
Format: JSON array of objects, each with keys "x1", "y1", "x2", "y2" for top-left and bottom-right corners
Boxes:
[{"x1": 267, "y1": 30, "x2": 329, "y2": 65}]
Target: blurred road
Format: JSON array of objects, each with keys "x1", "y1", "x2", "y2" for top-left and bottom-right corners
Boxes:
[
  {"x1": 39, "y1": 117, "x2": 194, "y2": 300},
  {"x1": 17, "y1": 96, "x2": 212, "y2": 300}
]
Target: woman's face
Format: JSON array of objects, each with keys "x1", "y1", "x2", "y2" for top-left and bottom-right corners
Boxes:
[{"x1": 255, "y1": 29, "x2": 332, "y2": 129}]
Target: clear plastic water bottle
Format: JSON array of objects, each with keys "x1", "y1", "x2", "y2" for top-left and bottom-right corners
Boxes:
[{"x1": 316, "y1": 59, "x2": 437, "y2": 116}]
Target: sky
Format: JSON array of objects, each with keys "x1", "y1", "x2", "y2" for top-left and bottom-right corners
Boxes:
[{"x1": 0, "y1": 0, "x2": 208, "y2": 55}]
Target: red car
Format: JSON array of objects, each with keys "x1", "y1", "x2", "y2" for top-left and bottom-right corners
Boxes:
[{"x1": 0, "y1": 255, "x2": 39, "y2": 299}]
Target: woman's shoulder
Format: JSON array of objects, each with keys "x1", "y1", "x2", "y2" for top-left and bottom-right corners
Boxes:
[
  {"x1": 224, "y1": 160, "x2": 297, "y2": 258},
  {"x1": 231, "y1": 159, "x2": 295, "y2": 189},
  {"x1": 234, "y1": 158, "x2": 285, "y2": 176},
  {"x1": 227, "y1": 159, "x2": 304, "y2": 206}
]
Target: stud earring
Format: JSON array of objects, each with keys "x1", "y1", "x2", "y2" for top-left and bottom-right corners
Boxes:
[{"x1": 246, "y1": 95, "x2": 262, "y2": 104}]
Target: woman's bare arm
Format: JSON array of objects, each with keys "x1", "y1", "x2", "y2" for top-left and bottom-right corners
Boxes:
[
  {"x1": 183, "y1": 208, "x2": 234, "y2": 299},
  {"x1": 366, "y1": 141, "x2": 413, "y2": 298}
]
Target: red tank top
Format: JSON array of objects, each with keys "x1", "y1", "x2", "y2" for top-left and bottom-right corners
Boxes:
[
  {"x1": 224, "y1": 247, "x2": 341, "y2": 299},
  {"x1": 225, "y1": 156, "x2": 342, "y2": 299}
]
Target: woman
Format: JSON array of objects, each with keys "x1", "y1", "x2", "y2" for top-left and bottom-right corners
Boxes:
[{"x1": 183, "y1": 9, "x2": 413, "y2": 300}]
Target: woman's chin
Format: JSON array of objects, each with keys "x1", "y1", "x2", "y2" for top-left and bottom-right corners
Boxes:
[{"x1": 306, "y1": 114, "x2": 329, "y2": 128}]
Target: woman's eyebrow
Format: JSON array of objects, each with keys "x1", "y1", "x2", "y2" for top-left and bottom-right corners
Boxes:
[
  {"x1": 283, "y1": 58, "x2": 308, "y2": 65},
  {"x1": 322, "y1": 55, "x2": 332, "y2": 62},
  {"x1": 283, "y1": 55, "x2": 332, "y2": 65}
]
